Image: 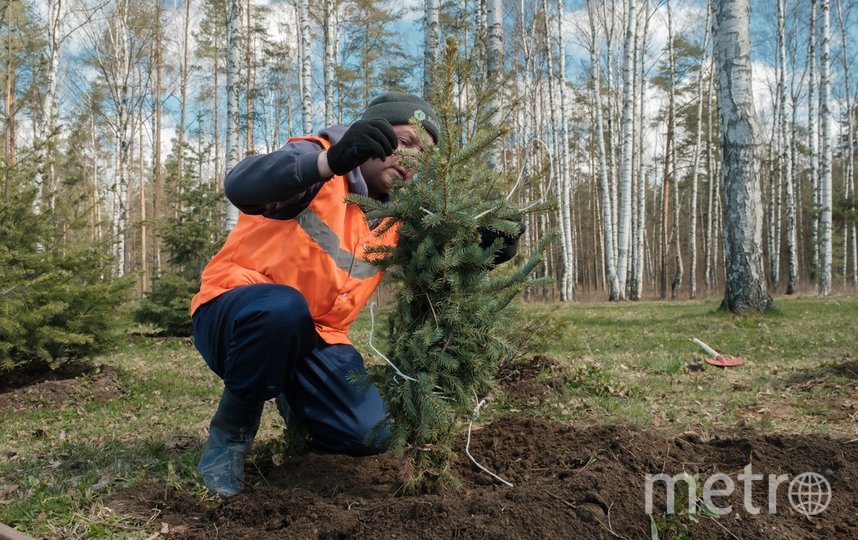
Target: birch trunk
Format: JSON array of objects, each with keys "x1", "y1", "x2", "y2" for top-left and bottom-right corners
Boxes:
[
  {"x1": 152, "y1": 0, "x2": 163, "y2": 279},
  {"x1": 778, "y1": 0, "x2": 798, "y2": 294},
  {"x1": 38, "y1": 0, "x2": 63, "y2": 213},
  {"x1": 819, "y1": 0, "x2": 832, "y2": 295},
  {"x1": 615, "y1": 0, "x2": 636, "y2": 299},
  {"x1": 323, "y1": 0, "x2": 335, "y2": 126},
  {"x1": 689, "y1": 1, "x2": 711, "y2": 299},
  {"x1": 225, "y1": 0, "x2": 241, "y2": 230},
  {"x1": 667, "y1": 0, "x2": 683, "y2": 298},
  {"x1": 556, "y1": 0, "x2": 575, "y2": 299},
  {"x1": 836, "y1": 0, "x2": 856, "y2": 286},
  {"x1": 588, "y1": 0, "x2": 620, "y2": 300},
  {"x1": 423, "y1": 0, "x2": 439, "y2": 100},
  {"x1": 808, "y1": 0, "x2": 819, "y2": 281},
  {"x1": 631, "y1": 0, "x2": 650, "y2": 301},
  {"x1": 298, "y1": 0, "x2": 312, "y2": 135},
  {"x1": 178, "y1": 0, "x2": 190, "y2": 185},
  {"x1": 486, "y1": 0, "x2": 503, "y2": 170},
  {"x1": 712, "y1": 0, "x2": 773, "y2": 313},
  {"x1": 705, "y1": 60, "x2": 716, "y2": 292}
]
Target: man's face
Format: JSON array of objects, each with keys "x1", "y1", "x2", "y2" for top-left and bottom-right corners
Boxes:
[{"x1": 359, "y1": 124, "x2": 426, "y2": 200}]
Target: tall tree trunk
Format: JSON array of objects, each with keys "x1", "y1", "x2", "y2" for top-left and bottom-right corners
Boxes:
[
  {"x1": 423, "y1": 0, "x2": 439, "y2": 100},
  {"x1": 689, "y1": 1, "x2": 711, "y2": 299},
  {"x1": 615, "y1": 0, "x2": 636, "y2": 299},
  {"x1": 245, "y1": 0, "x2": 254, "y2": 151},
  {"x1": 178, "y1": 0, "x2": 190, "y2": 187},
  {"x1": 298, "y1": 0, "x2": 312, "y2": 134},
  {"x1": 631, "y1": 0, "x2": 650, "y2": 301},
  {"x1": 778, "y1": 0, "x2": 798, "y2": 294},
  {"x1": 705, "y1": 60, "x2": 716, "y2": 292},
  {"x1": 152, "y1": 0, "x2": 163, "y2": 283},
  {"x1": 3, "y1": 0, "x2": 16, "y2": 167},
  {"x1": 225, "y1": 0, "x2": 242, "y2": 230},
  {"x1": 556, "y1": 0, "x2": 574, "y2": 299},
  {"x1": 588, "y1": 0, "x2": 620, "y2": 300},
  {"x1": 808, "y1": 0, "x2": 820, "y2": 282},
  {"x1": 712, "y1": 0, "x2": 773, "y2": 313},
  {"x1": 323, "y1": 0, "x2": 336, "y2": 126},
  {"x1": 486, "y1": 0, "x2": 503, "y2": 169},
  {"x1": 836, "y1": 0, "x2": 856, "y2": 286},
  {"x1": 38, "y1": 0, "x2": 63, "y2": 213},
  {"x1": 819, "y1": 0, "x2": 832, "y2": 295},
  {"x1": 667, "y1": 0, "x2": 683, "y2": 298}
]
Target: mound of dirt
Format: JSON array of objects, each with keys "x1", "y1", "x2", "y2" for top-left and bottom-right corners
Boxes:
[
  {"x1": 0, "y1": 363, "x2": 120, "y2": 412},
  {"x1": 497, "y1": 355, "x2": 567, "y2": 403},
  {"x1": 115, "y1": 416, "x2": 858, "y2": 539}
]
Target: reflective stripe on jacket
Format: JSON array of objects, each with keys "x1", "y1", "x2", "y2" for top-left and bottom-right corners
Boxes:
[{"x1": 190, "y1": 135, "x2": 398, "y2": 345}]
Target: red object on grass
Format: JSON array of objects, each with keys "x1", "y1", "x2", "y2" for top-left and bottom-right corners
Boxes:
[
  {"x1": 704, "y1": 354, "x2": 746, "y2": 367},
  {"x1": 690, "y1": 337, "x2": 746, "y2": 368}
]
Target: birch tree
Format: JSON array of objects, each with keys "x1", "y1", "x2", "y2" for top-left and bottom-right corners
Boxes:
[
  {"x1": 688, "y1": 2, "x2": 711, "y2": 299},
  {"x1": 808, "y1": 0, "x2": 819, "y2": 281},
  {"x1": 819, "y1": 0, "x2": 832, "y2": 295},
  {"x1": 778, "y1": 0, "x2": 799, "y2": 294},
  {"x1": 36, "y1": 0, "x2": 63, "y2": 213},
  {"x1": 712, "y1": 0, "x2": 773, "y2": 313},
  {"x1": 615, "y1": 0, "x2": 636, "y2": 299},
  {"x1": 588, "y1": 0, "x2": 619, "y2": 300},
  {"x1": 836, "y1": 0, "x2": 856, "y2": 286},
  {"x1": 225, "y1": 0, "x2": 241, "y2": 230},
  {"x1": 631, "y1": 0, "x2": 651, "y2": 301},
  {"x1": 298, "y1": 0, "x2": 312, "y2": 134},
  {"x1": 323, "y1": 0, "x2": 336, "y2": 126}
]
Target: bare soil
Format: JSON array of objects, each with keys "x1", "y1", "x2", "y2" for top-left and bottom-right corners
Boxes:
[
  {"x1": 104, "y1": 417, "x2": 858, "y2": 540},
  {"x1": 0, "y1": 362, "x2": 120, "y2": 412},
  {"x1": 99, "y1": 355, "x2": 858, "y2": 539}
]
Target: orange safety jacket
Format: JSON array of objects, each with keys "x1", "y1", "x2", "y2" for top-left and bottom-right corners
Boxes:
[{"x1": 190, "y1": 135, "x2": 398, "y2": 345}]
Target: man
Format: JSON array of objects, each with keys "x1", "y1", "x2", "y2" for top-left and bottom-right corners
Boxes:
[{"x1": 191, "y1": 92, "x2": 520, "y2": 498}]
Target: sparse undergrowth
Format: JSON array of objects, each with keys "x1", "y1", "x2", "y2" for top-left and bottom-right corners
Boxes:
[{"x1": 1, "y1": 295, "x2": 856, "y2": 538}]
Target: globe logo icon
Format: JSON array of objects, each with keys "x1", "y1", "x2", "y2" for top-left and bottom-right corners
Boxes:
[{"x1": 788, "y1": 472, "x2": 831, "y2": 516}]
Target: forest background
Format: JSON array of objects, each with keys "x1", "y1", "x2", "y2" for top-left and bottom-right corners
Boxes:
[{"x1": 2, "y1": 0, "x2": 856, "y2": 335}]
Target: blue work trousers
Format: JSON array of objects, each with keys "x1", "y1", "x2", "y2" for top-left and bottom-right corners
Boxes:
[{"x1": 192, "y1": 283, "x2": 388, "y2": 455}]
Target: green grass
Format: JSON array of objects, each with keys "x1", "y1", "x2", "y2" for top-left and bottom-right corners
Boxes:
[{"x1": 1, "y1": 294, "x2": 856, "y2": 537}]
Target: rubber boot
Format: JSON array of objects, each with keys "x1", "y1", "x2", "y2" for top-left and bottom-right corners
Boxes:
[{"x1": 197, "y1": 388, "x2": 264, "y2": 498}]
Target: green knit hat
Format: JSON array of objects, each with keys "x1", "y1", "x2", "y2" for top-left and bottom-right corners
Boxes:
[{"x1": 361, "y1": 92, "x2": 440, "y2": 143}]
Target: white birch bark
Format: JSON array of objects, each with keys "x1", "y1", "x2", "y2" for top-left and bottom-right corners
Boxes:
[
  {"x1": 705, "y1": 59, "x2": 716, "y2": 292},
  {"x1": 486, "y1": 0, "x2": 503, "y2": 169},
  {"x1": 298, "y1": 0, "x2": 312, "y2": 135},
  {"x1": 615, "y1": 0, "x2": 636, "y2": 299},
  {"x1": 712, "y1": 0, "x2": 773, "y2": 312},
  {"x1": 556, "y1": 0, "x2": 575, "y2": 299},
  {"x1": 323, "y1": 0, "x2": 335, "y2": 126},
  {"x1": 836, "y1": 0, "x2": 856, "y2": 286},
  {"x1": 778, "y1": 0, "x2": 798, "y2": 294},
  {"x1": 689, "y1": 1, "x2": 711, "y2": 299},
  {"x1": 809, "y1": 0, "x2": 820, "y2": 282},
  {"x1": 423, "y1": 0, "x2": 439, "y2": 100},
  {"x1": 588, "y1": 0, "x2": 620, "y2": 300},
  {"x1": 36, "y1": 0, "x2": 63, "y2": 213},
  {"x1": 225, "y1": 0, "x2": 242, "y2": 230},
  {"x1": 667, "y1": 0, "x2": 683, "y2": 298},
  {"x1": 631, "y1": 0, "x2": 650, "y2": 301},
  {"x1": 819, "y1": 0, "x2": 832, "y2": 296}
]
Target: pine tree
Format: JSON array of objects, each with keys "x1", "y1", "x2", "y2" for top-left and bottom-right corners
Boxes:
[
  {"x1": 0, "y1": 152, "x2": 130, "y2": 372},
  {"x1": 355, "y1": 39, "x2": 549, "y2": 493}
]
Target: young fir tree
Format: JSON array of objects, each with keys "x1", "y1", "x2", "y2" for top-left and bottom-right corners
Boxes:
[
  {"x1": 354, "y1": 39, "x2": 550, "y2": 493},
  {"x1": 0, "y1": 153, "x2": 130, "y2": 373}
]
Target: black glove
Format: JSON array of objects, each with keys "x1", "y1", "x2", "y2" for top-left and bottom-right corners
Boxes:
[
  {"x1": 480, "y1": 217, "x2": 526, "y2": 265},
  {"x1": 326, "y1": 118, "x2": 398, "y2": 175}
]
